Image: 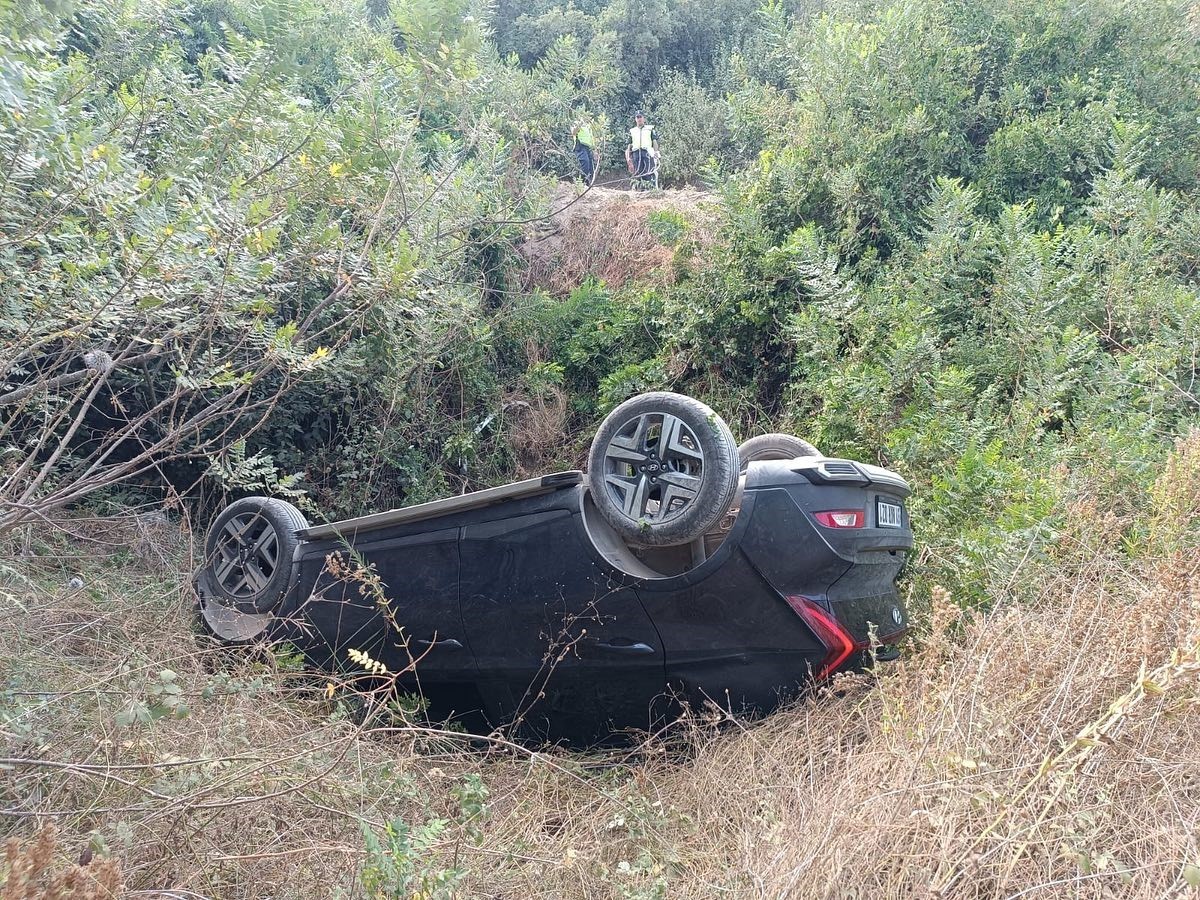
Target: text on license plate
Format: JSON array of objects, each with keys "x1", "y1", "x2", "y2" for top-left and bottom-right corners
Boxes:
[{"x1": 877, "y1": 499, "x2": 903, "y2": 528}]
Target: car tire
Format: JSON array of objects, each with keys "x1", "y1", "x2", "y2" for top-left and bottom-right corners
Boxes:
[
  {"x1": 738, "y1": 433, "x2": 821, "y2": 472},
  {"x1": 198, "y1": 496, "x2": 308, "y2": 616},
  {"x1": 587, "y1": 391, "x2": 740, "y2": 547}
]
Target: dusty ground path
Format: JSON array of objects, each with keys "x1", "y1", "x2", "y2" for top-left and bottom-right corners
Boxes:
[{"x1": 518, "y1": 182, "x2": 721, "y2": 294}]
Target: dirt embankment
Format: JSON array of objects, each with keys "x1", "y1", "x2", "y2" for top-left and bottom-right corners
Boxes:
[{"x1": 518, "y1": 183, "x2": 720, "y2": 295}]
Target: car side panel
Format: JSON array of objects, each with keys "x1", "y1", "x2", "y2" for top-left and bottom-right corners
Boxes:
[
  {"x1": 635, "y1": 490, "x2": 845, "y2": 711},
  {"x1": 742, "y1": 478, "x2": 911, "y2": 645},
  {"x1": 269, "y1": 528, "x2": 474, "y2": 687},
  {"x1": 460, "y1": 508, "x2": 666, "y2": 744},
  {"x1": 735, "y1": 487, "x2": 856, "y2": 600}
]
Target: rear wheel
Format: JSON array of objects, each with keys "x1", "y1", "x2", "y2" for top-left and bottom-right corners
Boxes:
[
  {"x1": 587, "y1": 392, "x2": 740, "y2": 547},
  {"x1": 198, "y1": 497, "x2": 307, "y2": 617},
  {"x1": 738, "y1": 433, "x2": 820, "y2": 472}
]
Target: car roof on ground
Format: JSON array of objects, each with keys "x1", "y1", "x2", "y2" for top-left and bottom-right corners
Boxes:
[{"x1": 299, "y1": 471, "x2": 584, "y2": 541}]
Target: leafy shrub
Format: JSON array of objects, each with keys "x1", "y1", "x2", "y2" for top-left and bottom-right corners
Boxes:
[
  {"x1": 640, "y1": 72, "x2": 733, "y2": 184},
  {"x1": 359, "y1": 773, "x2": 490, "y2": 899},
  {"x1": 647, "y1": 209, "x2": 690, "y2": 246},
  {"x1": 6, "y1": 0, "x2": 1200, "y2": 612},
  {"x1": 0, "y1": 0, "x2": 546, "y2": 526}
]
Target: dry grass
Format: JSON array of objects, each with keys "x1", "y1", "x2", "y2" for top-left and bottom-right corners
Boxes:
[
  {"x1": 3, "y1": 440, "x2": 1200, "y2": 899},
  {"x1": 3, "y1": 826, "x2": 123, "y2": 900},
  {"x1": 518, "y1": 184, "x2": 719, "y2": 295},
  {"x1": 503, "y1": 341, "x2": 572, "y2": 478}
]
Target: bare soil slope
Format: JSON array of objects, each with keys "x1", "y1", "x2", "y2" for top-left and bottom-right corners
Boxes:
[{"x1": 518, "y1": 183, "x2": 719, "y2": 294}]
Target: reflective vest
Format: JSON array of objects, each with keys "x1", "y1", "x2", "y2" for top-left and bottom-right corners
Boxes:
[
  {"x1": 575, "y1": 124, "x2": 595, "y2": 149},
  {"x1": 629, "y1": 124, "x2": 654, "y2": 151}
]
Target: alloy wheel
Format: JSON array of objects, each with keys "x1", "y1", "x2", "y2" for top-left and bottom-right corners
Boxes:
[
  {"x1": 600, "y1": 412, "x2": 706, "y2": 525},
  {"x1": 212, "y1": 512, "x2": 279, "y2": 600}
]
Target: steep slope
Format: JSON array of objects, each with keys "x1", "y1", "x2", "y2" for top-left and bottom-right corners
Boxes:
[{"x1": 518, "y1": 183, "x2": 719, "y2": 294}]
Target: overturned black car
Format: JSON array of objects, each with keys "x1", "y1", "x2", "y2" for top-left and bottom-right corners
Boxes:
[{"x1": 195, "y1": 392, "x2": 913, "y2": 743}]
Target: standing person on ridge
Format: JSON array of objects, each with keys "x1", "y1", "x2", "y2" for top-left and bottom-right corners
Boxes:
[
  {"x1": 572, "y1": 118, "x2": 596, "y2": 184},
  {"x1": 625, "y1": 111, "x2": 657, "y2": 190}
]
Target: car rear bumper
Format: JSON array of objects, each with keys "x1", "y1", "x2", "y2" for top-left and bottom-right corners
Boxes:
[{"x1": 737, "y1": 466, "x2": 913, "y2": 652}]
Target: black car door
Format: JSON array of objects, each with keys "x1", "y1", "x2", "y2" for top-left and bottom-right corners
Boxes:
[
  {"x1": 291, "y1": 528, "x2": 474, "y2": 692},
  {"x1": 460, "y1": 508, "x2": 666, "y2": 743}
]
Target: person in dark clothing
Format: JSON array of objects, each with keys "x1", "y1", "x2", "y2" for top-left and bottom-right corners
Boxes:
[{"x1": 572, "y1": 119, "x2": 596, "y2": 183}]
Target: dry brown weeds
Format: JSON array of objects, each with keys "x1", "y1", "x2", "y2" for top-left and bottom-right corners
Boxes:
[
  {"x1": 504, "y1": 342, "x2": 572, "y2": 477},
  {"x1": 518, "y1": 184, "x2": 719, "y2": 295},
  {"x1": 2, "y1": 827, "x2": 122, "y2": 900},
  {"x1": 2, "y1": 439, "x2": 1199, "y2": 899}
]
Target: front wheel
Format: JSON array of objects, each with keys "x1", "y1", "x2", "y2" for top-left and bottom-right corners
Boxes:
[
  {"x1": 197, "y1": 497, "x2": 307, "y2": 617},
  {"x1": 587, "y1": 392, "x2": 740, "y2": 547}
]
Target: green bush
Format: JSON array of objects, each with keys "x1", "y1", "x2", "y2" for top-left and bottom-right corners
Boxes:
[
  {"x1": 5, "y1": 0, "x2": 1200, "y2": 610},
  {"x1": 640, "y1": 72, "x2": 733, "y2": 184}
]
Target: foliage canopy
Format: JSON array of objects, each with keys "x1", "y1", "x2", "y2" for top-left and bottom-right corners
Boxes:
[{"x1": 2, "y1": 0, "x2": 1199, "y2": 605}]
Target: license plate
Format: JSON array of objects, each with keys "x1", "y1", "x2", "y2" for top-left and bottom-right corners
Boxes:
[{"x1": 877, "y1": 499, "x2": 903, "y2": 528}]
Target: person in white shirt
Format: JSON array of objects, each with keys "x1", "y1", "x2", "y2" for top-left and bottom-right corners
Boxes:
[{"x1": 624, "y1": 111, "x2": 658, "y2": 188}]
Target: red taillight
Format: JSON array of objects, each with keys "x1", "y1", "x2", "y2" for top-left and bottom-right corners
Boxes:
[
  {"x1": 813, "y1": 509, "x2": 865, "y2": 529},
  {"x1": 784, "y1": 595, "x2": 863, "y2": 679}
]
